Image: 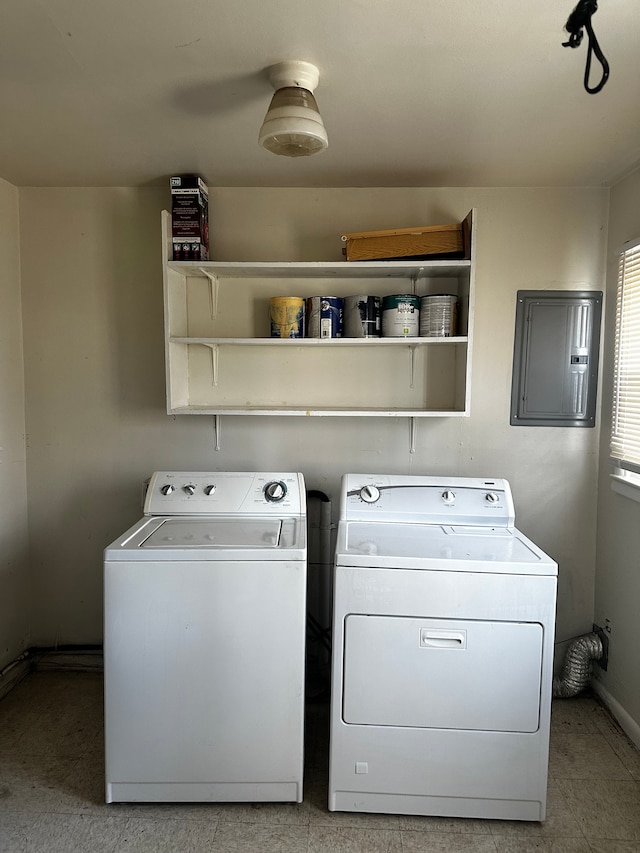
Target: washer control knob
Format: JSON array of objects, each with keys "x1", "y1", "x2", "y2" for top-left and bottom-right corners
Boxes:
[
  {"x1": 359, "y1": 485, "x2": 381, "y2": 504},
  {"x1": 264, "y1": 481, "x2": 287, "y2": 502},
  {"x1": 485, "y1": 492, "x2": 499, "y2": 503},
  {"x1": 183, "y1": 484, "x2": 196, "y2": 496},
  {"x1": 204, "y1": 485, "x2": 216, "y2": 496},
  {"x1": 160, "y1": 484, "x2": 175, "y2": 496},
  {"x1": 441, "y1": 490, "x2": 456, "y2": 505}
]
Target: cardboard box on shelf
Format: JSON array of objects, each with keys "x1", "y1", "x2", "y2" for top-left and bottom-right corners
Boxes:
[
  {"x1": 170, "y1": 174, "x2": 209, "y2": 261},
  {"x1": 341, "y1": 220, "x2": 465, "y2": 262}
]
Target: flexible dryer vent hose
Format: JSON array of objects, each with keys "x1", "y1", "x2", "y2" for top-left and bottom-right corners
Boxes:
[{"x1": 552, "y1": 632, "x2": 603, "y2": 699}]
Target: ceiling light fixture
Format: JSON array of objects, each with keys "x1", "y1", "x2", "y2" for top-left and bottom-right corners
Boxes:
[{"x1": 258, "y1": 60, "x2": 328, "y2": 158}]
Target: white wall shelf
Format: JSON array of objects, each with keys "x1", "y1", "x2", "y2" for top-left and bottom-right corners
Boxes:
[
  {"x1": 169, "y1": 336, "x2": 469, "y2": 346},
  {"x1": 161, "y1": 209, "x2": 476, "y2": 419}
]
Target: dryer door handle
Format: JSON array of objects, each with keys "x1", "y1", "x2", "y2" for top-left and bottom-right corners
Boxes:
[{"x1": 420, "y1": 629, "x2": 466, "y2": 649}]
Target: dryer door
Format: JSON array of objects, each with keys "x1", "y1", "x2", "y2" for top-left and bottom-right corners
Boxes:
[{"x1": 342, "y1": 615, "x2": 543, "y2": 732}]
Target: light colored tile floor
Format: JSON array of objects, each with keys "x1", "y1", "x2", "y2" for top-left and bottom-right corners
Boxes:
[{"x1": 1, "y1": 672, "x2": 639, "y2": 852}]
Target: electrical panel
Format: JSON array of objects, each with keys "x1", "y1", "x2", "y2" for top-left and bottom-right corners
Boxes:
[{"x1": 510, "y1": 290, "x2": 602, "y2": 427}]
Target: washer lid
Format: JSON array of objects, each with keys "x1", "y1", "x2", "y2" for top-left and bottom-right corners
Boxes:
[
  {"x1": 336, "y1": 521, "x2": 557, "y2": 575},
  {"x1": 104, "y1": 515, "x2": 306, "y2": 561},
  {"x1": 141, "y1": 518, "x2": 283, "y2": 549}
]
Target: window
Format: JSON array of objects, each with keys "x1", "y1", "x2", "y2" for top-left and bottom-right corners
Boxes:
[{"x1": 611, "y1": 238, "x2": 640, "y2": 490}]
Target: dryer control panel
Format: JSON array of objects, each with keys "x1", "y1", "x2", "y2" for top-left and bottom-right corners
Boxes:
[
  {"x1": 144, "y1": 472, "x2": 305, "y2": 516},
  {"x1": 341, "y1": 474, "x2": 515, "y2": 527}
]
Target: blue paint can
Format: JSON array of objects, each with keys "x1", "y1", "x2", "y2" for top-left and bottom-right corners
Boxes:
[{"x1": 306, "y1": 296, "x2": 343, "y2": 338}]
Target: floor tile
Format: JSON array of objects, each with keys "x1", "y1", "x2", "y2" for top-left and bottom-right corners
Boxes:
[
  {"x1": 2, "y1": 672, "x2": 640, "y2": 852},
  {"x1": 399, "y1": 829, "x2": 497, "y2": 851},
  {"x1": 107, "y1": 801, "x2": 223, "y2": 821},
  {"x1": 0, "y1": 755, "x2": 83, "y2": 814},
  {"x1": 212, "y1": 821, "x2": 310, "y2": 852},
  {"x1": 309, "y1": 825, "x2": 403, "y2": 852},
  {"x1": 551, "y1": 697, "x2": 602, "y2": 735},
  {"x1": 115, "y1": 816, "x2": 218, "y2": 852},
  {"x1": 549, "y1": 732, "x2": 633, "y2": 781},
  {"x1": 558, "y1": 779, "x2": 640, "y2": 842},
  {"x1": 0, "y1": 810, "x2": 37, "y2": 853},
  {"x1": 27, "y1": 812, "x2": 128, "y2": 853},
  {"x1": 592, "y1": 714, "x2": 640, "y2": 781},
  {"x1": 215, "y1": 799, "x2": 310, "y2": 825},
  {"x1": 12, "y1": 710, "x2": 101, "y2": 758},
  {"x1": 491, "y1": 837, "x2": 591, "y2": 851}
]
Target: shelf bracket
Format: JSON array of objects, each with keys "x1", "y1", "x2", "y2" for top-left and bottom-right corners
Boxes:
[
  {"x1": 409, "y1": 345, "x2": 416, "y2": 389},
  {"x1": 199, "y1": 269, "x2": 219, "y2": 319},
  {"x1": 213, "y1": 415, "x2": 221, "y2": 451},
  {"x1": 409, "y1": 417, "x2": 417, "y2": 454},
  {"x1": 201, "y1": 343, "x2": 219, "y2": 386},
  {"x1": 410, "y1": 273, "x2": 419, "y2": 295}
]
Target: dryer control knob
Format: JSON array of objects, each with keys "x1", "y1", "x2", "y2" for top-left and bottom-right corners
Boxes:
[
  {"x1": 442, "y1": 490, "x2": 456, "y2": 504},
  {"x1": 359, "y1": 485, "x2": 381, "y2": 504},
  {"x1": 264, "y1": 481, "x2": 287, "y2": 502},
  {"x1": 204, "y1": 485, "x2": 216, "y2": 496},
  {"x1": 183, "y1": 484, "x2": 196, "y2": 496},
  {"x1": 160, "y1": 484, "x2": 175, "y2": 496},
  {"x1": 485, "y1": 492, "x2": 499, "y2": 503}
]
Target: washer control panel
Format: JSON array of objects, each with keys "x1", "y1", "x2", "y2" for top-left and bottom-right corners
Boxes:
[
  {"x1": 144, "y1": 472, "x2": 304, "y2": 516},
  {"x1": 342, "y1": 474, "x2": 515, "y2": 527}
]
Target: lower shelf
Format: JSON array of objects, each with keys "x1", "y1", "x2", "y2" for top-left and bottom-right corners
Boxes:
[{"x1": 167, "y1": 337, "x2": 469, "y2": 414}]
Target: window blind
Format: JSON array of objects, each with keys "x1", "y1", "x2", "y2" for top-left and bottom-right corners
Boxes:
[{"x1": 611, "y1": 237, "x2": 640, "y2": 474}]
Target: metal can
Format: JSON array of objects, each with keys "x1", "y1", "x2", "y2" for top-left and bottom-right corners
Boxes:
[
  {"x1": 419, "y1": 294, "x2": 458, "y2": 337},
  {"x1": 306, "y1": 296, "x2": 343, "y2": 338},
  {"x1": 343, "y1": 295, "x2": 381, "y2": 338},
  {"x1": 381, "y1": 294, "x2": 420, "y2": 337},
  {"x1": 269, "y1": 297, "x2": 305, "y2": 338}
]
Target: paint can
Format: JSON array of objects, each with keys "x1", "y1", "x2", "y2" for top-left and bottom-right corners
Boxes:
[
  {"x1": 306, "y1": 296, "x2": 343, "y2": 338},
  {"x1": 269, "y1": 297, "x2": 305, "y2": 338},
  {"x1": 381, "y1": 294, "x2": 420, "y2": 337},
  {"x1": 419, "y1": 294, "x2": 458, "y2": 337},
  {"x1": 343, "y1": 295, "x2": 381, "y2": 338}
]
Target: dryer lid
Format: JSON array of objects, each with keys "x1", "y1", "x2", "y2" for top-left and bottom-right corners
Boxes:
[{"x1": 335, "y1": 520, "x2": 557, "y2": 575}]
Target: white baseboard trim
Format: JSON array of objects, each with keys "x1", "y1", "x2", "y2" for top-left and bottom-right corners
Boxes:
[
  {"x1": 0, "y1": 658, "x2": 30, "y2": 702},
  {"x1": 591, "y1": 679, "x2": 640, "y2": 751},
  {"x1": 34, "y1": 652, "x2": 103, "y2": 671}
]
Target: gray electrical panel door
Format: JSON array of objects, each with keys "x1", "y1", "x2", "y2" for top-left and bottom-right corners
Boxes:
[{"x1": 510, "y1": 290, "x2": 602, "y2": 427}]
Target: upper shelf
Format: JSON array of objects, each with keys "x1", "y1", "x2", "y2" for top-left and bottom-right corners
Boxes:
[{"x1": 166, "y1": 259, "x2": 470, "y2": 280}]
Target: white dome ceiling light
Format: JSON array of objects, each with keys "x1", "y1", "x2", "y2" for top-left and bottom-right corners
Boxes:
[{"x1": 258, "y1": 60, "x2": 328, "y2": 158}]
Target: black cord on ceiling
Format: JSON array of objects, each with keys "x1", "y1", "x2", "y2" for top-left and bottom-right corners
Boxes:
[{"x1": 562, "y1": 0, "x2": 610, "y2": 94}]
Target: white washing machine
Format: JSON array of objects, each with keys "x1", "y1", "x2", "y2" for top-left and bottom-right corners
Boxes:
[
  {"x1": 104, "y1": 471, "x2": 306, "y2": 804},
  {"x1": 329, "y1": 474, "x2": 557, "y2": 822}
]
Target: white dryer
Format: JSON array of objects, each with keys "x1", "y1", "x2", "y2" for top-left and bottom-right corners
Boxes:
[
  {"x1": 329, "y1": 474, "x2": 557, "y2": 822},
  {"x1": 104, "y1": 471, "x2": 306, "y2": 804}
]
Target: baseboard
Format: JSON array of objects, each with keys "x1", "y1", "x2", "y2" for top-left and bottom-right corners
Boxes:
[
  {"x1": 0, "y1": 657, "x2": 31, "y2": 702},
  {"x1": 30, "y1": 645, "x2": 103, "y2": 672},
  {"x1": 33, "y1": 651, "x2": 103, "y2": 671},
  {"x1": 0, "y1": 646, "x2": 103, "y2": 702},
  {"x1": 591, "y1": 679, "x2": 640, "y2": 750}
]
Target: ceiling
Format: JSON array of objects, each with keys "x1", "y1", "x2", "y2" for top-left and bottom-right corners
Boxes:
[{"x1": 1, "y1": 0, "x2": 638, "y2": 188}]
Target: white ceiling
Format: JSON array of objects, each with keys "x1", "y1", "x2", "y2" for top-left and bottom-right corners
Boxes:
[{"x1": 1, "y1": 0, "x2": 638, "y2": 188}]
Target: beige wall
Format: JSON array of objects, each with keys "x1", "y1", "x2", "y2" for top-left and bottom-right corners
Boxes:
[
  {"x1": 19, "y1": 187, "x2": 607, "y2": 658},
  {"x1": 0, "y1": 177, "x2": 30, "y2": 669},
  {"x1": 594, "y1": 166, "x2": 640, "y2": 741}
]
